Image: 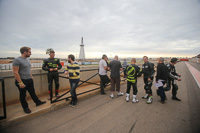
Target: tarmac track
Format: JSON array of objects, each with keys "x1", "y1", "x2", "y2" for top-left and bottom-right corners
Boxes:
[{"x1": 1, "y1": 62, "x2": 200, "y2": 133}]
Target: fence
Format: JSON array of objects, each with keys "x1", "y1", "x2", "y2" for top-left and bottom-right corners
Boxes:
[
  {"x1": 0, "y1": 68, "x2": 126, "y2": 120},
  {"x1": 0, "y1": 78, "x2": 6, "y2": 120}
]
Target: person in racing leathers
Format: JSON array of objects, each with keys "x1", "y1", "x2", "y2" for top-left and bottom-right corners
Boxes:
[
  {"x1": 142, "y1": 56, "x2": 155, "y2": 104},
  {"x1": 164, "y1": 58, "x2": 182, "y2": 101},
  {"x1": 125, "y1": 58, "x2": 142, "y2": 103},
  {"x1": 42, "y1": 49, "x2": 62, "y2": 100}
]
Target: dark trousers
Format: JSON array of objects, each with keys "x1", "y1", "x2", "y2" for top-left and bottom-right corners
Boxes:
[
  {"x1": 158, "y1": 81, "x2": 166, "y2": 102},
  {"x1": 166, "y1": 79, "x2": 178, "y2": 96},
  {"x1": 126, "y1": 81, "x2": 138, "y2": 95},
  {"x1": 15, "y1": 79, "x2": 41, "y2": 109},
  {"x1": 99, "y1": 74, "x2": 110, "y2": 94},
  {"x1": 48, "y1": 72, "x2": 59, "y2": 96},
  {"x1": 143, "y1": 78, "x2": 153, "y2": 95},
  {"x1": 70, "y1": 81, "x2": 79, "y2": 104},
  {"x1": 123, "y1": 67, "x2": 127, "y2": 78},
  {"x1": 110, "y1": 77, "x2": 120, "y2": 92}
]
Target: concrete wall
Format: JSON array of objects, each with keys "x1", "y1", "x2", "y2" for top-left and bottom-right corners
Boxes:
[{"x1": 0, "y1": 66, "x2": 105, "y2": 105}]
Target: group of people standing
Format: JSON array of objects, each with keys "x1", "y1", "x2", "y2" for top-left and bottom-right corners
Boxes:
[
  {"x1": 12, "y1": 47, "x2": 80, "y2": 113},
  {"x1": 99, "y1": 55, "x2": 182, "y2": 104},
  {"x1": 12, "y1": 46, "x2": 181, "y2": 114}
]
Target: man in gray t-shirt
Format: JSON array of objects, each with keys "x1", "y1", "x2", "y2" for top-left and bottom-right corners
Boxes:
[
  {"x1": 13, "y1": 47, "x2": 46, "y2": 114},
  {"x1": 12, "y1": 57, "x2": 32, "y2": 79},
  {"x1": 99, "y1": 54, "x2": 110, "y2": 95},
  {"x1": 108, "y1": 55, "x2": 123, "y2": 98}
]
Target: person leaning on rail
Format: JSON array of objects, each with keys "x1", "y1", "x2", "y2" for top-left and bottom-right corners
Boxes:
[
  {"x1": 12, "y1": 46, "x2": 46, "y2": 114},
  {"x1": 64, "y1": 54, "x2": 80, "y2": 107},
  {"x1": 164, "y1": 58, "x2": 182, "y2": 101},
  {"x1": 42, "y1": 48, "x2": 62, "y2": 100},
  {"x1": 125, "y1": 58, "x2": 142, "y2": 103}
]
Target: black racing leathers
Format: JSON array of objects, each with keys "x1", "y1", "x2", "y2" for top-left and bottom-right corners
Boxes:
[
  {"x1": 142, "y1": 61, "x2": 155, "y2": 95},
  {"x1": 42, "y1": 58, "x2": 62, "y2": 97},
  {"x1": 164, "y1": 63, "x2": 179, "y2": 96},
  {"x1": 126, "y1": 64, "x2": 142, "y2": 95}
]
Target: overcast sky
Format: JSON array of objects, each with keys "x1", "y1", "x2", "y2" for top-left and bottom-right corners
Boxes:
[{"x1": 0, "y1": 0, "x2": 200, "y2": 59}]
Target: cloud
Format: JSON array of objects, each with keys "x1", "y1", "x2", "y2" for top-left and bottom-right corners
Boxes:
[{"x1": 0, "y1": 0, "x2": 200, "y2": 58}]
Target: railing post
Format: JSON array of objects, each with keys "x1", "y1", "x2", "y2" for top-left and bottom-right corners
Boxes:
[{"x1": 0, "y1": 78, "x2": 7, "y2": 120}]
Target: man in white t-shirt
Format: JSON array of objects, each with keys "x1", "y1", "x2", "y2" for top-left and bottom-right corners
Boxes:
[{"x1": 99, "y1": 54, "x2": 110, "y2": 95}]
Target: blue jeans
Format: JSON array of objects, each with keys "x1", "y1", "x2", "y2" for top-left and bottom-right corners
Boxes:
[
  {"x1": 70, "y1": 82, "x2": 79, "y2": 104},
  {"x1": 158, "y1": 81, "x2": 166, "y2": 102}
]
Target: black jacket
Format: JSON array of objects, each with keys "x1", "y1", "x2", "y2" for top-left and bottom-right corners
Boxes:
[
  {"x1": 42, "y1": 58, "x2": 62, "y2": 72},
  {"x1": 142, "y1": 61, "x2": 155, "y2": 78},
  {"x1": 156, "y1": 63, "x2": 168, "y2": 81},
  {"x1": 166, "y1": 63, "x2": 179, "y2": 80}
]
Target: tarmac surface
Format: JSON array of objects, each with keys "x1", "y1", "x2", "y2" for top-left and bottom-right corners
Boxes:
[{"x1": 0, "y1": 61, "x2": 200, "y2": 133}]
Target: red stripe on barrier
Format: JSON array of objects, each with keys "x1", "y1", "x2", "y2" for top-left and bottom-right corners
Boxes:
[{"x1": 185, "y1": 62, "x2": 200, "y2": 88}]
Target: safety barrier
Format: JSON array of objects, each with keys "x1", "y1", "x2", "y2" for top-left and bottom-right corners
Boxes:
[
  {"x1": 0, "y1": 68, "x2": 126, "y2": 120},
  {"x1": 0, "y1": 78, "x2": 6, "y2": 120},
  {"x1": 51, "y1": 68, "x2": 126, "y2": 104}
]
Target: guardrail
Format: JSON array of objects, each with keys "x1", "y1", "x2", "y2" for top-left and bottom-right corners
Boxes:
[
  {"x1": 0, "y1": 68, "x2": 126, "y2": 120},
  {"x1": 51, "y1": 68, "x2": 126, "y2": 104},
  {"x1": 0, "y1": 78, "x2": 6, "y2": 120}
]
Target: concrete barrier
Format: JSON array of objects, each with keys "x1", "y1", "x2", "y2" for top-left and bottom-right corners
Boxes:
[{"x1": 0, "y1": 66, "x2": 106, "y2": 105}]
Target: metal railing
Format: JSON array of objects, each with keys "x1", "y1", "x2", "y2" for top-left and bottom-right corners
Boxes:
[
  {"x1": 50, "y1": 69, "x2": 101, "y2": 103},
  {"x1": 0, "y1": 78, "x2": 6, "y2": 120},
  {"x1": 0, "y1": 68, "x2": 126, "y2": 120},
  {"x1": 0, "y1": 73, "x2": 48, "y2": 120},
  {"x1": 50, "y1": 68, "x2": 126, "y2": 104}
]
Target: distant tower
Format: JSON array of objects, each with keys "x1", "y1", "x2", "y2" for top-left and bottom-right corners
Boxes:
[{"x1": 79, "y1": 37, "x2": 85, "y2": 60}]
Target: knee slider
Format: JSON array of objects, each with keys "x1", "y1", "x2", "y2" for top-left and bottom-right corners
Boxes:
[
  {"x1": 164, "y1": 85, "x2": 170, "y2": 91},
  {"x1": 144, "y1": 85, "x2": 150, "y2": 93},
  {"x1": 174, "y1": 84, "x2": 178, "y2": 91}
]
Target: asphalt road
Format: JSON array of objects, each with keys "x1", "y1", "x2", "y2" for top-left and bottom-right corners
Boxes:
[
  {"x1": 188, "y1": 61, "x2": 200, "y2": 71},
  {"x1": 1, "y1": 62, "x2": 200, "y2": 133}
]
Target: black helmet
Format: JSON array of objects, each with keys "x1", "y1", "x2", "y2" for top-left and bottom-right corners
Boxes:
[{"x1": 171, "y1": 58, "x2": 178, "y2": 63}]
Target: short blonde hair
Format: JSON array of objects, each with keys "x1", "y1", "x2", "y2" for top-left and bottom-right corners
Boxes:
[{"x1": 131, "y1": 58, "x2": 136, "y2": 62}]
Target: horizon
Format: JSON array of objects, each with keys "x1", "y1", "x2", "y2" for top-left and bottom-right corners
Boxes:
[{"x1": 0, "y1": 0, "x2": 200, "y2": 58}]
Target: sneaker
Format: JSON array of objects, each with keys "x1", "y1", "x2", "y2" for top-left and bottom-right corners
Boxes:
[
  {"x1": 71, "y1": 103, "x2": 76, "y2": 108},
  {"x1": 110, "y1": 94, "x2": 114, "y2": 98},
  {"x1": 172, "y1": 96, "x2": 181, "y2": 101},
  {"x1": 36, "y1": 101, "x2": 46, "y2": 106},
  {"x1": 117, "y1": 92, "x2": 124, "y2": 96},
  {"x1": 146, "y1": 96, "x2": 153, "y2": 104},
  {"x1": 24, "y1": 108, "x2": 31, "y2": 114},
  {"x1": 142, "y1": 94, "x2": 149, "y2": 99},
  {"x1": 101, "y1": 92, "x2": 107, "y2": 95},
  {"x1": 126, "y1": 93, "x2": 130, "y2": 102},
  {"x1": 69, "y1": 101, "x2": 73, "y2": 107},
  {"x1": 132, "y1": 98, "x2": 139, "y2": 103}
]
